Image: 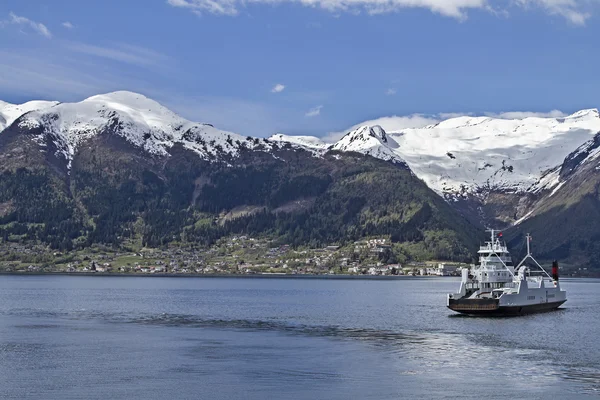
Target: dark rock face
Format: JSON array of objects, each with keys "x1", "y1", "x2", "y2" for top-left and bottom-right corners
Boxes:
[{"x1": 559, "y1": 132, "x2": 600, "y2": 180}]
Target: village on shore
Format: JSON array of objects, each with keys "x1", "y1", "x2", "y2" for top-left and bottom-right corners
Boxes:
[
  {"x1": 0, "y1": 236, "x2": 468, "y2": 277},
  {"x1": 3, "y1": 235, "x2": 595, "y2": 277}
]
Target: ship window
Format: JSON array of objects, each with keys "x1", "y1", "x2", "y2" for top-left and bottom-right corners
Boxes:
[{"x1": 527, "y1": 295, "x2": 535, "y2": 300}]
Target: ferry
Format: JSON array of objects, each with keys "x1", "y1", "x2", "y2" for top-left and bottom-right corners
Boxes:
[{"x1": 447, "y1": 230, "x2": 567, "y2": 316}]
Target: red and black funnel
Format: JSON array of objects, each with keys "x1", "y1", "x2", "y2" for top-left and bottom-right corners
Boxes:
[{"x1": 552, "y1": 260, "x2": 559, "y2": 281}]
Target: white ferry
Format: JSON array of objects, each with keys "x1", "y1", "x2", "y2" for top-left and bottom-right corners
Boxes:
[{"x1": 447, "y1": 230, "x2": 567, "y2": 316}]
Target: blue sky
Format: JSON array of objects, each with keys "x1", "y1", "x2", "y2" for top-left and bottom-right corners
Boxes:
[{"x1": 1, "y1": 0, "x2": 599, "y2": 137}]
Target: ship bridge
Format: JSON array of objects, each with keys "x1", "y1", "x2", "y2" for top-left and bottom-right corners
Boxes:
[{"x1": 474, "y1": 229, "x2": 515, "y2": 288}]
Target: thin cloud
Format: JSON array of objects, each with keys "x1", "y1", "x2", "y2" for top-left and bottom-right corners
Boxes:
[
  {"x1": 0, "y1": 50, "x2": 118, "y2": 99},
  {"x1": 385, "y1": 88, "x2": 397, "y2": 95},
  {"x1": 166, "y1": 0, "x2": 595, "y2": 24},
  {"x1": 62, "y1": 22, "x2": 75, "y2": 29},
  {"x1": 162, "y1": 94, "x2": 298, "y2": 137},
  {"x1": 67, "y1": 43, "x2": 170, "y2": 67},
  {"x1": 3, "y1": 12, "x2": 52, "y2": 38},
  {"x1": 516, "y1": 0, "x2": 590, "y2": 25},
  {"x1": 167, "y1": 0, "x2": 239, "y2": 16},
  {"x1": 271, "y1": 83, "x2": 286, "y2": 93},
  {"x1": 305, "y1": 105, "x2": 323, "y2": 118}
]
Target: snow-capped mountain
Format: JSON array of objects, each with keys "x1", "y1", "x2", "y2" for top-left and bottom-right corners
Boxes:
[
  {"x1": 268, "y1": 133, "x2": 328, "y2": 153},
  {"x1": 1, "y1": 93, "x2": 479, "y2": 263},
  {"x1": 0, "y1": 99, "x2": 59, "y2": 132},
  {"x1": 3, "y1": 90, "x2": 600, "y2": 266},
  {"x1": 329, "y1": 125, "x2": 406, "y2": 165},
  {"x1": 9, "y1": 91, "x2": 274, "y2": 169},
  {"x1": 390, "y1": 109, "x2": 600, "y2": 196},
  {"x1": 4, "y1": 90, "x2": 600, "y2": 215},
  {"x1": 275, "y1": 109, "x2": 600, "y2": 197}
]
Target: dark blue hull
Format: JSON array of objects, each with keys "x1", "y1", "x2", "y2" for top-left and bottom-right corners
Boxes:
[{"x1": 448, "y1": 299, "x2": 566, "y2": 316}]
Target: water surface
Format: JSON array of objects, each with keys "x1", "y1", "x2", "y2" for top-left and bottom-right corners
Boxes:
[{"x1": 0, "y1": 276, "x2": 598, "y2": 399}]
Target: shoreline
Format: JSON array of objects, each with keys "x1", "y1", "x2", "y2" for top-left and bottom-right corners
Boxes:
[
  {"x1": 1, "y1": 272, "x2": 593, "y2": 280},
  {"x1": 0, "y1": 271, "x2": 446, "y2": 280}
]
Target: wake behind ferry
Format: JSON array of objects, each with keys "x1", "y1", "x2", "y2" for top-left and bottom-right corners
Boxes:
[{"x1": 447, "y1": 230, "x2": 567, "y2": 316}]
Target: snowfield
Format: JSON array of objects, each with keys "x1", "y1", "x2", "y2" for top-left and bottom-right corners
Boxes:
[
  {"x1": 2, "y1": 91, "x2": 599, "y2": 198},
  {"x1": 268, "y1": 133, "x2": 328, "y2": 154},
  {"x1": 275, "y1": 109, "x2": 600, "y2": 196},
  {"x1": 389, "y1": 109, "x2": 600, "y2": 195}
]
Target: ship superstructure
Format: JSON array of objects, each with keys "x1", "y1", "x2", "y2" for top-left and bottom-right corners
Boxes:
[{"x1": 447, "y1": 230, "x2": 567, "y2": 315}]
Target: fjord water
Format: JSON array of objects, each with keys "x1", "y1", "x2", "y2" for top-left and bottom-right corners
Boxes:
[{"x1": 0, "y1": 276, "x2": 598, "y2": 399}]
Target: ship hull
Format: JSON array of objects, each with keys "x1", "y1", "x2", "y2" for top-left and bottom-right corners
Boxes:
[{"x1": 448, "y1": 299, "x2": 566, "y2": 316}]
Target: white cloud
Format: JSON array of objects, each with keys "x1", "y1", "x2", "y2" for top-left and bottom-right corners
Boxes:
[
  {"x1": 324, "y1": 113, "x2": 439, "y2": 142},
  {"x1": 484, "y1": 110, "x2": 567, "y2": 119},
  {"x1": 385, "y1": 88, "x2": 397, "y2": 95},
  {"x1": 324, "y1": 109, "x2": 569, "y2": 142},
  {"x1": 271, "y1": 83, "x2": 286, "y2": 93},
  {"x1": 3, "y1": 12, "x2": 52, "y2": 38},
  {"x1": 515, "y1": 0, "x2": 590, "y2": 25},
  {"x1": 62, "y1": 22, "x2": 74, "y2": 29},
  {"x1": 305, "y1": 105, "x2": 323, "y2": 118},
  {"x1": 437, "y1": 112, "x2": 471, "y2": 119},
  {"x1": 167, "y1": 0, "x2": 239, "y2": 16},
  {"x1": 167, "y1": 0, "x2": 486, "y2": 19},
  {"x1": 166, "y1": 0, "x2": 596, "y2": 24}
]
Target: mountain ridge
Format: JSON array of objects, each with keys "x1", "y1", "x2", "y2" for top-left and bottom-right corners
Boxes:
[
  {"x1": 3, "y1": 91, "x2": 600, "y2": 267},
  {"x1": 3, "y1": 92, "x2": 598, "y2": 199},
  {"x1": 0, "y1": 91, "x2": 481, "y2": 263}
]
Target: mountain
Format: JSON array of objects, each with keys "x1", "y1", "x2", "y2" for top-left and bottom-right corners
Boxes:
[
  {"x1": 9, "y1": 91, "x2": 276, "y2": 169},
  {"x1": 330, "y1": 125, "x2": 406, "y2": 165},
  {"x1": 275, "y1": 109, "x2": 600, "y2": 197},
  {"x1": 4, "y1": 90, "x2": 600, "y2": 267},
  {"x1": 274, "y1": 110, "x2": 600, "y2": 267},
  {"x1": 505, "y1": 131, "x2": 600, "y2": 267},
  {"x1": 268, "y1": 134, "x2": 328, "y2": 152},
  {"x1": 0, "y1": 99, "x2": 59, "y2": 132},
  {"x1": 0, "y1": 91, "x2": 480, "y2": 261}
]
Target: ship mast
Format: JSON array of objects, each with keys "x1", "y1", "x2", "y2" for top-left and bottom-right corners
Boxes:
[{"x1": 515, "y1": 233, "x2": 554, "y2": 280}]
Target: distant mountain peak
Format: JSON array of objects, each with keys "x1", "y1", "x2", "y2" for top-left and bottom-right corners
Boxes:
[
  {"x1": 10, "y1": 91, "x2": 272, "y2": 169},
  {"x1": 565, "y1": 108, "x2": 599, "y2": 120},
  {"x1": 0, "y1": 99, "x2": 60, "y2": 132},
  {"x1": 331, "y1": 125, "x2": 404, "y2": 164},
  {"x1": 341, "y1": 125, "x2": 387, "y2": 142},
  {"x1": 268, "y1": 133, "x2": 328, "y2": 151}
]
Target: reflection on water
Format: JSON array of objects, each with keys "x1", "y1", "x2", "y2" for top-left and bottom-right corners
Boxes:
[{"x1": 0, "y1": 276, "x2": 598, "y2": 399}]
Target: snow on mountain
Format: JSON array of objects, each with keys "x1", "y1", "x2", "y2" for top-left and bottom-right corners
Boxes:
[
  {"x1": 0, "y1": 99, "x2": 59, "y2": 132},
  {"x1": 388, "y1": 109, "x2": 600, "y2": 195},
  {"x1": 330, "y1": 125, "x2": 405, "y2": 164},
  {"x1": 270, "y1": 109, "x2": 600, "y2": 196},
  {"x1": 7, "y1": 91, "x2": 600, "y2": 201},
  {"x1": 268, "y1": 133, "x2": 328, "y2": 153},
  {"x1": 14, "y1": 91, "x2": 273, "y2": 168}
]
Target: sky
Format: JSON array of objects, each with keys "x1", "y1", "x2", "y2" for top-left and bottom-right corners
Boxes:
[{"x1": 1, "y1": 0, "x2": 599, "y2": 138}]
